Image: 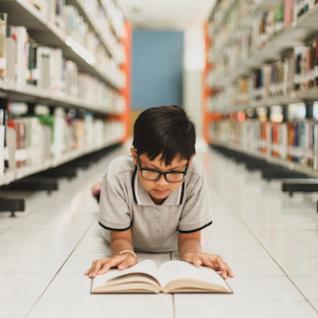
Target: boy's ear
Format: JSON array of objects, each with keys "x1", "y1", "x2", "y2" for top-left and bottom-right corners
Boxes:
[
  {"x1": 188, "y1": 154, "x2": 196, "y2": 167},
  {"x1": 130, "y1": 147, "x2": 138, "y2": 165}
]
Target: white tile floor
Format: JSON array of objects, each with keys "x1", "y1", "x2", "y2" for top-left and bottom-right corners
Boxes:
[{"x1": 1, "y1": 142, "x2": 318, "y2": 318}]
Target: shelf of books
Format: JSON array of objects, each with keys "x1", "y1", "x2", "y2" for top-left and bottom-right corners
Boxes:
[
  {"x1": 204, "y1": 0, "x2": 318, "y2": 178},
  {"x1": 0, "y1": 0, "x2": 131, "y2": 187}
]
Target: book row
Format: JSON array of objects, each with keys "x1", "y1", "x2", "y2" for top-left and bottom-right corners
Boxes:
[
  {"x1": 0, "y1": 17, "x2": 125, "y2": 113},
  {"x1": 0, "y1": 103, "x2": 124, "y2": 177},
  {"x1": 27, "y1": 0, "x2": 125, "y2": 62},
  {"x1": 209, "y1": 0, "x2": 318, "y2": 88},
  {"x1": 209, "y1": 38, "x2": 318, "y2": 110},
  {"x1": 210, "y1": 101, "x2": 318, "y2": 170},
  {"x1": 80, "y1": 0, "x2": 126, "y2": 59}
]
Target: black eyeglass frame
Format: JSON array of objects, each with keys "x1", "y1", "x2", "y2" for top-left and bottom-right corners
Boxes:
[{"x1": 136, "y1": 155, "x2": 189, "y2": 183}]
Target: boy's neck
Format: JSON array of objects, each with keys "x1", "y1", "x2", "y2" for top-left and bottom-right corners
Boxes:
[{"x1": 150, "y1": 195, "x2": 167, "y2": 205}]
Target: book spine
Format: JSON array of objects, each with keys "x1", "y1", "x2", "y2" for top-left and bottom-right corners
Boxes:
[
  {"x1": 305, "y1": 120, "x2": 314, "y2": 167},
  {"x1": 27, "y1": 41, "x2": 39, "y2": 86},
  {"x1": 0, "y1": 109, "x2": 4, "y2": 176},
  {"x1": 12, "y1": 26, "x2": 29, "y2": 86},
  {"x1": 314, "y1": 37, "x2": 318, "y2": 86},
  {"x1": 313, "y1": 123, "x2": 318, "y2": 170},
  {"x1": 280, "y1": 122, "x2": 288, "y2": 160},
  {"x1": 284, "y1": 0, "x2": 294, "y2": 27},
  {"x1": 37, "y1": 46, "x2": 51, "y2": 90},
  {"x1": 5, "y1": 119, "x2": 17, "y2": 172},
  {"x1": 5, "y1": 26, "x2": 17, "y2": 83},
  {"x1": 0, "y1": 12, "x2": 7, "y2": 78}
]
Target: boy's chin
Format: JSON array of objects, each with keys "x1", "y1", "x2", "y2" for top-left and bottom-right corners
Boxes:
[{"x1": 151, "y1": 189, "x2": 170, "y2": 198}]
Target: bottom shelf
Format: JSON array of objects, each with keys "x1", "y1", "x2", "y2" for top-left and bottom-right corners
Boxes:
[
  {"x1": 0, "y1": 140, "x2": 123, "y2": 186},
  {"x1": 210, "y1": 141, "x2": 318, "y2": 178}
]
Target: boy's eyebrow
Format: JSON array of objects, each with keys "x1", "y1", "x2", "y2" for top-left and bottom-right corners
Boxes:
[{"x1": 141, "y1": 161, "x2": 187, "y2": 170}]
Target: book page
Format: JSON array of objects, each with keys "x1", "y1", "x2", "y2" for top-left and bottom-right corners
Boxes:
[
  {"x1": 157, "y1": 260, "x2": 231, "y2": 293},
  {"x1": 91, "y1": 260, "x2": 160, "y2": 292}
]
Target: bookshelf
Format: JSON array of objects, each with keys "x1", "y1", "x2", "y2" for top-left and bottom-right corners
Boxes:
[
  {"x1": 205, "y1": 0, "x2": 318, "y2": 178},
  {"x1": 0, "y1": 139, "x2": 118, "y2": 186},
  {"x1": 213, "y1": 88, "x2": 318, "y2": 112},
  {"x1": 0, "y1": 79, "x2": 121, "y2": 114},
  {"x1": 0, "y1": 0, "x2": 131, "y2": 189},
  {"x1": 0, "y1": 0, "x2": 124, "y2": 89}
]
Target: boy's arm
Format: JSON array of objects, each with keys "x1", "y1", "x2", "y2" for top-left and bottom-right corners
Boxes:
[
  {"x1": 178, "y1": 231, "x2": 234, "y2": 279},
  {"x1": 85, "y1": 229, "x2": 137, "y2": 278},
  {"x1": 178, "y1": 230, "x2": 202, "y2": 259},
  {"x1": 110, "y1": 228, "x2": 135, "y2": 255}
]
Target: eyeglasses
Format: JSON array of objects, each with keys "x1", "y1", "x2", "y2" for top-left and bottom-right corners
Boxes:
[{"x1": 137, "y1": 155, "x2": 188, "y2": 183}]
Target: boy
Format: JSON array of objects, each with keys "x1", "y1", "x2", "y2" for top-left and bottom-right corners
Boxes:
[{"x1": 85, "y1": 106, "x2": 233, "y2": 279}]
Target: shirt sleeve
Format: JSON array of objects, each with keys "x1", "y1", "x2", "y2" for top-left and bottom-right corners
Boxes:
[
  {"x1": 177, "y1": 173, "x2": 213, "y2": 233},
  {"x1": 98, "y1": 171, "x2": 132, "y2": 231}
]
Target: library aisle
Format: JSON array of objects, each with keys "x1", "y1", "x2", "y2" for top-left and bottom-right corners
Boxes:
[{"x1": 1, "y1": 142, "x2": 318, "y2": 318}]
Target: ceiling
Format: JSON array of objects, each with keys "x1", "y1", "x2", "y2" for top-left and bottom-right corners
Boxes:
[{"x1": 117, "y1": 0, "x2": 217, "y2": 30}]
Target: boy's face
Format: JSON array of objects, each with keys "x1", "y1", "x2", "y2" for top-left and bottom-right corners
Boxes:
[{"x1": 131, "y1": 149, "x2": 192, "y2": 203}]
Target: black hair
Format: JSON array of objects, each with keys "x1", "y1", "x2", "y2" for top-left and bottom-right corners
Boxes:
[{"x1": 132, "y1": 105, "x2": 196, "y2": 165}]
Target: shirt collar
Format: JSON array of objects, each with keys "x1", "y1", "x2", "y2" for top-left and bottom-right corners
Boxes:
[{"x1": 131, "y1": 167, "x2": 185, "y2": 206}]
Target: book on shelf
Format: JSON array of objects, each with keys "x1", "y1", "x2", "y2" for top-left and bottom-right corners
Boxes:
[
  {"x1": 284, "y1": 0, "x2": 294, "y2": 27},
  {"x1": 313, "y1": 121, "x2": 318, "y2": 169},
  {"x1": 0, "y1": 12, "x2": 7, "y2": 79},
  {"x1": 91, "y1": 260, "x2": 233, "y2": 294},
  {"x1": 5, "y1": 120, "x2": 16, "y2": 172},
  {"x1": 0, "y1": 109, "x2": 4, "y2": 176}
]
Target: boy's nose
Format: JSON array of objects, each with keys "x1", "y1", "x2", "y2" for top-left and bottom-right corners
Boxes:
[{"x1": 156, "y1": 174, "x2": 168, "y2": 185}]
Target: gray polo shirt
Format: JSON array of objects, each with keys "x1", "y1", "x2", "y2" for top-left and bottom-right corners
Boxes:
[{"x1": 98, "y1": 155, "x2": 212, "y2": 252}]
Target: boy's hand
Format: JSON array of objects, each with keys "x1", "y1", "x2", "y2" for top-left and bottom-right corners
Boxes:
[
  {"x1": 84, "y1": 253, "x2": 138, "y2": 278},
  {"x1": 182, "y1": 251, "x2": 234, "y2": 279}
]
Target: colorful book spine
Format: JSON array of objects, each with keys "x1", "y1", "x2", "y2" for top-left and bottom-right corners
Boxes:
[
  {"x1": 313, "y1": 123, "x2": 318, "y2": 170},
  {"x1": 0, "y1": 109, "x2": 4, "y2": 176},
  {"x1": 284, "y1": 0, "x2": 294, "y2": 27},
  {"x1": 305, "y1": 120, "x2": 314, "y2": 167},
  {"x1": 271, "y1": 123, "x2": 280, "y2": 158},
  {"x1": 0, "y1": 12, "x2": 7, "y2": 79},
  {"x1": 27, "y1": 41, "x2": 39, "y2": 86},
  {"x1": 258, "y1": 122, "x2": 271, "y2": 155}
]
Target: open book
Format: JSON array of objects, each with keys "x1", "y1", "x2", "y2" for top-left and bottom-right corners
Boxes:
[{"x1": 91, "y1": 260, "x2": 233, "y2": 294}]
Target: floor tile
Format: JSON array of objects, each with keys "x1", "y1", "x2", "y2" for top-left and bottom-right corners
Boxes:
[
  {"x1": 0, "y1": 273, "x2": 52, "y2": 297},
  {"x1": 217, "y1": 275, "x2": 304, "y2": 300},
  {"x1": 290, "y1": 276, "x2": 318, "y2": 301},
  {"x1": 61, "y1": 253, "x2": 107, "y2": 274},
  {"x1": 74, "y1": 239, "x2": 110, "y2": 254},
  {"x1": 275, "y1": 256, "x2": 318, "y2": 275},
  {"x1": 174, "y1": 298, "x2": 318, "y2": 318},
  {"x1": 0, "y1": 239, "x2": 76, "y2": 254},
  {"x1": 0, "y1": 297, "x2": 35, "y2": 318},
  {"x1": 0, "y1": 252, "x2": 67, "y2": 273},
  {"x1": 28, "y1": 294, "x2": 173, "y2": 318}
]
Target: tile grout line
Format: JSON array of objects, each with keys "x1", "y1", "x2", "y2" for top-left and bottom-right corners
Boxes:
[
  {"x1": 170, "y1": 251, "x2": 177, "y2": 318},
  {"x1": 24, "y1": 219, "x2": 97, "y2": 318}
]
